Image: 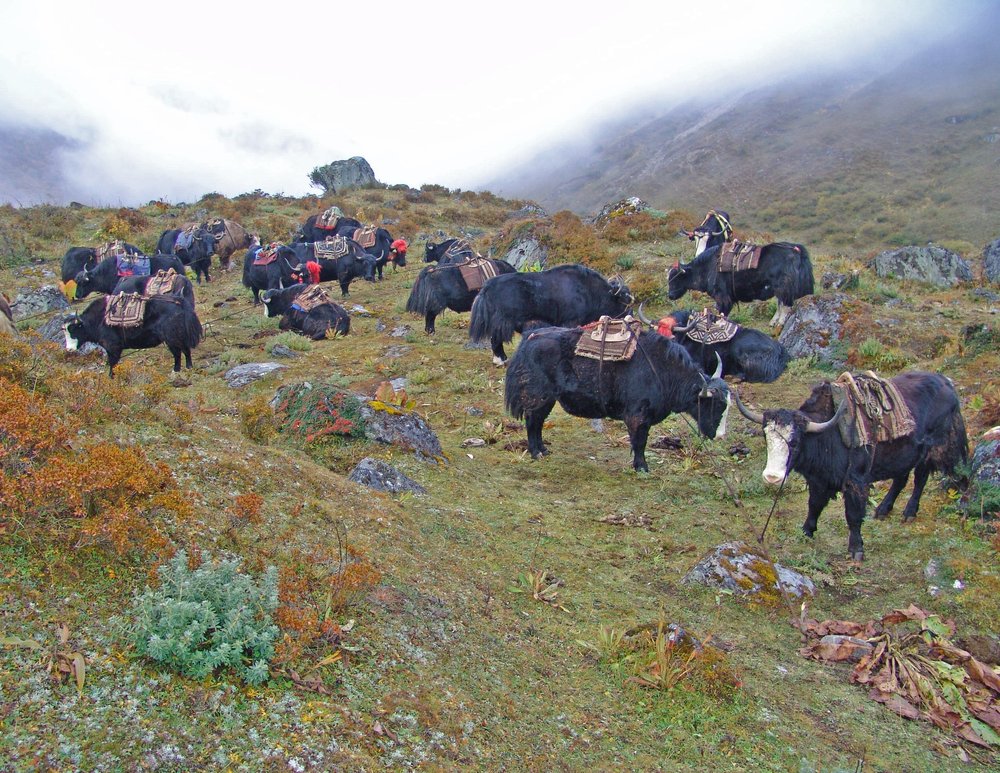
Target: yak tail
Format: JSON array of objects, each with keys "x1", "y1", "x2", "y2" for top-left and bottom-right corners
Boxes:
[
  {"x1": 242, "y1": 252, "x2": 254, "y2": 289},
  {"x1": 791, "y1": 244, "x2": 815, "y2": 298},
  {"x1": 749, "y1": 345, "x2": 792, "y2": 384},
  {"x1": 939, "y1": 407, "x2": 970, "y2": 487},
  {"x1": 182, "y1": 307, "x2": 204, "y2": 349},
  {"x1": 469, "y1": 288, "x2": 516, "y2": 345},
  {"x1": 503, "y1": 352, "x2": 528, "y2": 420},
  {"x1": 405, "y1": 268, "x2": 434, "y2": 314}
]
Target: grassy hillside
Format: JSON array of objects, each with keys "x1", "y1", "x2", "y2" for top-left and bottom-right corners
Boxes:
[
  {"x1": 492, "y1": 12, "x2": 1000, "y2": 253},
  {"x1": 1, "y1": 189, "x2": 999, "y2": 770}
]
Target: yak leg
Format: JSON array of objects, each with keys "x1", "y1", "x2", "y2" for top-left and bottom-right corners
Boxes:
[
  {"x1": 900, "y1": 462, "x2": 932, "y2": 523},
  {"x1": 340, "y1": 280, "x2": 350, "y2": 297},
  {"x1": 873, "y1": 472, "x2": 910, "y2": 520},
  {"x1": 624, "y1": 416, "x2": 651, "y2": 472},
  {"x1": 842, "y1": 484, "x2": 869, "y2": 561},
  {"x1": 802, "y1": 484, "x2": 835, "y2": 538},
  {"x1": 425, "y1": 311, "x2": 437, "y2": 335},
  {"x1": 491, "y1": 333, "x2": 507, "y2": 367},
  {"x1": 184, "y1": 346, "x2": 193, "y2": 369},
  {"x1": 524, "y1": 401, "x2": 555, "y2": 459}
]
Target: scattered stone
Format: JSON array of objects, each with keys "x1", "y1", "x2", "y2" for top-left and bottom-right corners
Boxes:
[
  {"x1": 778, "y1": 293, "x2": 849, "y2": 366},
  {"x1": 359, "y1": 402, "x2": 445, "y2": 463},
  {"x1": 390, "y1": 377, "x2": 409, "y2": 391},
  {"x1": 589, "y1": 419, "x2": 605, "y2": 433},
  {"x1": 682, "y1": 541, "x2": 816, "y2": 600},
  {"x1": 224, "y1": 362, "x2": 286, "y2": 388},
  {"x1": 10, "y1": 285, "x2": 70, "y2": 321},
  {"x1": 350, "y1": 304, "x2": 373, "y2": 317},
  {"x1": 389, "y1": 325, "x2": 411, "y2": 338},
  {"x1": 983, "y1": 238, "x2": 1000, "y2": 284},
  {"x1": 375, "y1": 320, "x2": 386, "y2": 332},
  {"x1": 872, "y1": 245, "x2": 973, "y2": 287},
  {"x1": 461, "y1": 438, "x2": 487, "y2": 448},
  {"x1": 348, "y1": 457, "x2": 426, "y2": 495},
  {"x1": 821, "y1": 270, "x2": 860, "y2": 291},
  {"x1": 624, "y1": 621, "x2": 702, "y2": 651},
  {"x1": 269, "y1": 344, "x2": 299, "y2": 358},
  {"x1": 466, "y1": 407, "x2": 484, "y2": 417},
  {"x1": 501, "y1": 237, "x2": 547, "y2": 271}
]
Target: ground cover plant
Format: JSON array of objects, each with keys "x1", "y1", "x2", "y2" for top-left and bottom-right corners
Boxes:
[{"x1": 0, "y1": 187, "x2": 998, "y2": 770}]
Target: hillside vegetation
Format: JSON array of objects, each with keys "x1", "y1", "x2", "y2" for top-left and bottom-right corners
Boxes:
[
  {"x1": 0, "y1": 187, "x2": 999, "y2": 770},
  {"x1": 491, "y1": 11, "x2": 1000, "y2": 254}
]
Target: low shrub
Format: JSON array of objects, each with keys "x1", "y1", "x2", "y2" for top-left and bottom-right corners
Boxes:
[
  {"x1": 275, "y1": 383, "x2": 366, "y2": 444},
  {"x1": 127, "y1": 550, "x2": 280, "y2": 684}
]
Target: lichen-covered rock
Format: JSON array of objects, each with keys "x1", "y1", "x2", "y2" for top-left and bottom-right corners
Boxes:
[
  {"x1": 983, "y1": 238, "x2": 1000, "y2": 284},
  {"x1": 592, "y1": 196, "x2": 649, "y2": 227},
  {"x1": 10, "y1": 285, "x2": 70, "y2": 321},
  {"x1": 501, "y1": 237, "x2": 547, "y2": 271},
  {"x1": 778, "y1": 293, "x2": 849, "y2": 366},
  {"x1": 682, "y1": 541, "x2": 815, "y2": 602},
  {"x1": 348, "y1": 457, "x2": 426, "y2": 494},
  {"x1": 224, "y1": 362, "x2": 287, "y2": 388},
  {"x1": 307, "y1": 156, "x2": 379, "y2": 194},
  {"x1": 359, "y1": 403, "x2": 445, "y2": 463},
  {"x1": 961, "y1": 428, "x2": 1000, "y2": 518},
  {"x1": 873, "y1": 245, "x2": 972, "y2": 287}
]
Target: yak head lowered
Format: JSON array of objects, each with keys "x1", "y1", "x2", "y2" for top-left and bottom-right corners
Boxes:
[
  {"x1": 732, "y1": 390, "x2": 846, "y2": 484},
  {"x1": 692, "y1": 353, "x2": 731, "y2": 440}
]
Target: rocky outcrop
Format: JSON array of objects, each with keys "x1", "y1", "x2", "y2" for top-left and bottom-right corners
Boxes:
[
  {"x1": 983, "y1": 238, "x2": 1000, "y2": 284},
  {"x1": 778, "y1": 293, "x2": 849, "y2": 366},
  {"x1": 224, "y1": 362, "x2": 287, "y2": 388},
  {"x1": 308, "y1": 157, "x2": 379, "y2": 194},
  {"x1": 682, "y1": 541, "x2": 815, "y2": 601},
  {"x1": 592, "y1": 196, "x2": 649, "y2": 227},
  {"x1": 961, "y1": 427, "x2": 1000, "y2": 518},
  {"x1": 501, "y1": 237, "x2": 547, "y2": 271},
  {"x1": 359, "y1": 403, "x2": 446, "y2": 463},
  {"x1": 348, "y1": 458, "x2": 426, "y2": 495},
  {"x1": 872, "y1": 245, "x2": 973, "y2": 287},
  {"x1": 10, "y1": 285, "x2": 70, "y2": 321}
]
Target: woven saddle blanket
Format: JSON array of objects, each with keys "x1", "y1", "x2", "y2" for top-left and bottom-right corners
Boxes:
[
  {"x1": 683, "y1": 310, "x2": 740, "y2": 344},
  {"x1": 833, "y1": 371, "x2": 916, "y2": 448},
  {"x1": 96, "y1": 240, "x2": 128, "y2": 261},
  {"x1": 574, "y1": 316, "x2": 642, "y2": 362},
  {"x1": 315, "y1": 207, "x2": 343, "y2": 230},
  {"x1": 253, "y1": 244, "x2": 281, "y2": 266},
  {"x1": 116, "y1": 254, "x2": 151, "y2": 277},
  {"x1": 146, "y1": 268, "x2": 184, "y2": 297},
  {"x1": 291, "y1": 284, "x2": 333, "y2": 313},
  {"x1": 456, "y1": 257, "x2": 498, "y2": 291},
  {"x1": 718, "y1": 240, "x2": 762, "y2": 273},
  {"x1": 352, "y1": 226, "x2": 377, "y2": 249},
  {"x1": 104, "y1": 292, "x2": 146, "y2": 328},
  {"x1": 314, "y1": 236, "x2": 350, "y2": 260}
]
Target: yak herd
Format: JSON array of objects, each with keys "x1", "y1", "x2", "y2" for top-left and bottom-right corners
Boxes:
[{"x1": 49, "y1": 209, "x2": 969, "y2": 560}]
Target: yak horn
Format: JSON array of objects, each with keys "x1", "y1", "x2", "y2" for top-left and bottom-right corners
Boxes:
[
  {"x1": 636, "y1": 301, "x2": 653, "y2": 326},
  {"x1": 711, "y1": 352, "x2": 723, "y2": 380},
  {"x1": 805, "y1": 399, "x2": 848, "y2": 434},
  {"x1": 672, "y1": 323, "x2": 691, "y2": 334},
  {"x1": 732, "y1": 389, "x2": 764, "y2": 425}
]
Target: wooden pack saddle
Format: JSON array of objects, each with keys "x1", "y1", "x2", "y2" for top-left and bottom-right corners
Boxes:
[
  {"x1": 718, "y1": 240, "x2": 762, "y2": 273},
  {"x1": 253, "y1": 244, "x2": 281, "y2": 266},
  {"x1": 682, "y1": 310, "x2": 740, "y2": 344},
  {"x1": 103, "y1": 269, "x2": 185, "y2": 328},
  {"x1": 456, "y1": 256, "x2": 498, "y2": 291},
  {"x1": 832, "y1": 371, "x2": 916, "y2": 448},
  {"x1": 443, "y1": 239, "x2": 474, "y2": 260},
  {"x1": 353, "y1": 226, "x2": 377, "y2": 249},
  {"x1": 314, "y1": 236, "x2": 351, "y2": 260},
  {"x1": 290, "y1": 284, "x2": 333, "y2": 313},
  {"x1": 315, "y1": 207, "x2": 343, "y2": 230},
  {"x1": 96, "y1": 240, "x2": 128, "y2": 261},
  {"x1": 574, "y1": 316, "x2": 642, "y2": 362}
]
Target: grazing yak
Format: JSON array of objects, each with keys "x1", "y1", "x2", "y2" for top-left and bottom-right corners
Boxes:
[
  {"x1": 406, "y1": 258, "x2": 516, "y2": 334},
  {"x1": 188, "y1": 218, "x2": 253, "y2": 270},
  {"x1": 298, "y1": 213, "x2": 362, "y2": 243},
  {"x1": 329, "y1": 223, "x2": 407, "y2": 279},
  {"x1": 60, "y1": 242, "x2": 144, "y2": 283},
  {"x1": 469, "y1": 264, "x2": 633, "y2": 365},
  {"x1": 242, "y1": 243, "x2": 319, "y2": 304},
  {"x1": 156, "y1": 226, "x2": 217, "y2": 284},
  {"x1": 504, "y1": 325, "x2": 731, "y2": 472},
  {"x1": 262, "y1": 284, "x2": 351, "y2": 339},
  {"x1": 733, "y1": 371, "x2": 968, "y2": 560},
  {"x1": 424, "y1": 238, "x2": 475, "y2": 264},
  {"x1": 63, "y1": 281, "x2": 204, "y2": 376},
  {"x1": 637, "y1": 306, "x2": 789, "y2": 383},
  {"x1": 287, "y1": 241, "x2": 376, "y2": 297},
  {"x1": 667, "y1": 241, "x2": 813, "y2": 326},
  {"x1": 74, "y1": 254, "x2": 185, "y2": 299}
]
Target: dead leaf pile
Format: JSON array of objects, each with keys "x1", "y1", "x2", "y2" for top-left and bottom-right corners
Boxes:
[{"x1": 799, "y1": 604, "x2": 1000, "y2": 750}]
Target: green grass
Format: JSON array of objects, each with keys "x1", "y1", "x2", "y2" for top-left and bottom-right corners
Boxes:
[{"x1": 0, "y1": 189, "x2": 998, "y2": 770}]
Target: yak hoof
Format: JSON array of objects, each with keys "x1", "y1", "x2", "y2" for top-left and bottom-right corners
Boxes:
[
  {"x1": 872, "y1": 508, "x2": 890, "y2": 521},
  {"x1": 492, "y1": 355, "x2": 507, "y2": 367},
  {"x1": 801, "y1": 526, "x2": 816, "y2": 539},
  {"x1": 849, "y1": 550, "x2": 865, "y2": 562},
  {"x1": 902, "y1": 514, "x2": 916, "y2": 524}
]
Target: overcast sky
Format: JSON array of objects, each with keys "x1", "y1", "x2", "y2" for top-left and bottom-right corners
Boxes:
[{"x1": 0, "y1": 0, "x2": 983, "y2": 206}]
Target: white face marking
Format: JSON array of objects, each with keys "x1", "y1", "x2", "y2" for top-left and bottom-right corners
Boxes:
[
  {"x1": 762, "y1": 421, "x2": 794, "y2": 484},
  {"x1": 694, "y1": 232, "x2": 709, "y2": 257},
  {"x1": 713, "y1": 392, "x2": 731, "y2": 439},
  {"x1": 63, "y1": 327, "x2": 78, "y2": 351}
]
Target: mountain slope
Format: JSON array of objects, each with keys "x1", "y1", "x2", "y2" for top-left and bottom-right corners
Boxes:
[{"x1": 491, "y1": 12, "x2": 1000, "y2": 250}]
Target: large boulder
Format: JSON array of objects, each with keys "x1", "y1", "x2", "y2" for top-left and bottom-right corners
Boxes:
[
  {"x1": 308, "y1": 157, "x2": 379, "y2": 194},
  {"x1": 359, "y1": 403, "x2": 445, "y2": 463},
  {"x1": 872, "y1": 245, "x2": 973, "y2": 287},
  {"x1": 592, "y1": 196, "x2": 649, "y2": 227},
  {"x1": 10, "y1": 285, "x2": 70, "y2": 321},
  {"x1": 778, "y1": 292, "x2": 849, "y2": 366},
  {"x1": 983, "y1": 238, "x2": 1000, "y2": 284},
  {"x1": 682, "y1": 541, "x2": 815, "y2": 602},
  {"x1": 500, "y1": 237, "x2": 547, "y2": 271},
  {"x1": 224, "y1": 362, "x2": 287, "y2": 388},
  {"x1": 961, "y1": 427, "x2": 1000, "y2": 518}
]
